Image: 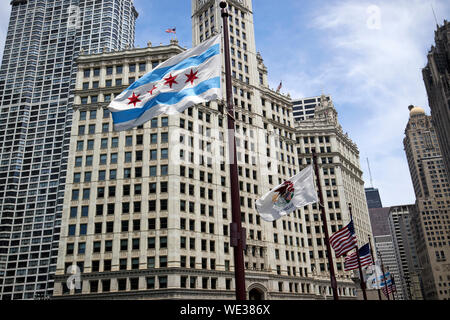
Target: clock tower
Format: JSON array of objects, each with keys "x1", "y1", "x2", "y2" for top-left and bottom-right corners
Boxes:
[
  {"x1": 191, "y1": 0, "x2": 257, "y2": 86},
  {"x1": 188, "y1": 0, "x2": 361, "y2": 300}
]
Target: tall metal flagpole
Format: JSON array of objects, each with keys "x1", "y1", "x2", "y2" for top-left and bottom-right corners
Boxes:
[
  {"x1": 348, "y1": 204, "x2": 367, "y2": 300},
  {"x1": 368, "y1": 236, "x2": 382, "y2": 300},
  {"x1": 390, "y1": 274, "x2": 396, "y2": 300},
  {"x1": 312, "y1": 153, "x2": 339, "y2": 300},
  {"x1": 378, "y1": 251, "x2": 390, "y2": 300},
  {"x1": 220, "y1": 1, "x2": 246, "y2": 301}
]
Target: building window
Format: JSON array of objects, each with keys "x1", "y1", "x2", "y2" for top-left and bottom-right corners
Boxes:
[
  {"x1": 119, "y1": 259, "x2": 127, "y2": 270},
  {"x1": 148, "y1": 218, "x2": 156, "y2": 229},
  {"x1": 132, "y1": 238, "x2": 140, "y2": 250},
  {"x1": 118, "y1": 279, "x2": 127, "y2": 291},
  {"x1": 105, "y1": 240, "x2": 113, "y2": 252},
  {"x1": 160, "y1": 237, "x2": 167, "y2": 248},
  {"x1": 93, "y1": 242, "x2": 101, "y2": 253},
  {"x1": 159, "y1": 216, "x2": 168, "y2": 228},
  {"x1": 148, "y1": 237, "x2": 156, "y2": 249},
  {"x1": 147, "y1": 277, "x2": 155, "y2": 289},
  {"x1": 79, "y1": 224, "x2": 87, "y2": 235},
  {"x1": 66, "y1": 243, "x2": 74, "y2": 255},
  {"x1": 160, "y1": 256, "x2": 167, "y2": 268},
  {"x1": 130, "y1": 277, "x2": 139, "y2": 289}
]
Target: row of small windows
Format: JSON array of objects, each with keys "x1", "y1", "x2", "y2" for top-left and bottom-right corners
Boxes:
[
  {"x1": 74, "y1": 148, "x2": 169, "y2": 168},
  {"x1": 69, "y1": 200, "x2": 226, "y2": 226},
  {"x1": 68, "y1": 195, "x2": 259, "y2": 228},
  {"x1": 78, "y1": 110, "x2": 167, "y2": 126},
  {"x1": 70, "y1": 167, "x2": 168, "y2": 193},
  {"x1": 61, "y1": 275, "x2": 232, "y2": 295},
  {"x1": 61, "y1": 276, "x2": 168, "y2": 294},
  {"x1": 66, "y1": 235, "x2": 168, "y2": 256},
  {"x1": 68, "y1": 216, "x2": 168, "y2": 237},
  {"x1": 83, "y1": 63, "x2": 147, "y2": 78},
  {"x1": 76, "y1": 135, "x2": 168, "y2": 155},
  {"x1": 63, "y1": 276, "x2": 352, "y2": 296}
]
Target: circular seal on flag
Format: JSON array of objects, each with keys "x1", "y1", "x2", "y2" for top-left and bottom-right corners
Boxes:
[{"x1": 271, "y1": 181, "x2": 294, "y2": 209}]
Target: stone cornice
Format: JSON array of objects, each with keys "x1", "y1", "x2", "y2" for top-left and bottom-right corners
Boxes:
[
  {"x1": 77, "y1": 45, "x2": 185, "y2": 66},
  {"x1": 260, "y1": 88, "x2": 292, "y2": 105},
  {"x1": 295, "y1": 124, "x2": 360, "y2": 154}
]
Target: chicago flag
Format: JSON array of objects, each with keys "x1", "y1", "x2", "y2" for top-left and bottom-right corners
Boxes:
[{"x1": 108, "y1": 34, "x2": 222, "y2": 131}]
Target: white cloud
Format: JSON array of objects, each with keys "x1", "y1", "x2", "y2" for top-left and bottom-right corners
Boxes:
[{"x1": 280, "y1": 0, "x2": 448, "y2": 206}]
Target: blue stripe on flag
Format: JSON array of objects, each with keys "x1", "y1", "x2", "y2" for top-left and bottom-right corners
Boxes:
[
  {"x1": 127, "y1": 44, "x2": 220, "y2": 91},
  {"x1": 112, "y1": 77, "x2": 220, "y2": 124}
]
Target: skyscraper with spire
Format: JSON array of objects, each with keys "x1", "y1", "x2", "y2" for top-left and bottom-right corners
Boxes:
[
  {"x1": 422, "y1": 20, "x2": 450, "y2": 183},
  {"x1": 403, "y1": 105, "x2": 450, "y2": 300},
  {"x1": 0, "y1": 0, "x2": 137, "y2": 300},
  {"x1": 365, "y1": 188, "x2": 383, "y2": 209}
]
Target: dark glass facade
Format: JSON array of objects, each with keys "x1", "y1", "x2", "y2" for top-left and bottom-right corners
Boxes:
[
  {"x1": 365, "y1": 187, "x2": 382, "y2": 209},
  {"x1": 0, "y1": 0, "x2": 137, "y2": 300}
]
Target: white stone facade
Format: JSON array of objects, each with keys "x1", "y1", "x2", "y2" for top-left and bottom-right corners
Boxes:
[{"x1": 51, "y1": 0, "x2": 376, "y2": 300}]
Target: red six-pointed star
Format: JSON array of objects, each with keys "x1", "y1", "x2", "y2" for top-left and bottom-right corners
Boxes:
[
  {"x1": 185, "y1": 69, "x2": 199, "y2": 85},
  {"x1": 148, "y1": 85, "x2": 157, "y2": 95},
  {"x1": 163, "y1": 73, "x2": 178, "y2": 88},
  {"x1": 127, "y1": 92, "x2": 141, "y2": 107}
]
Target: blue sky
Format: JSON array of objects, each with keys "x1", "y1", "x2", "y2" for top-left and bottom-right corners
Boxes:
[{"x1": 0, "y1": 0, "x2": 449, "y2": 207}]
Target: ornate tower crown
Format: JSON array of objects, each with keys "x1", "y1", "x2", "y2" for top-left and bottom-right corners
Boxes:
[{"x1": 314, "y1": 94, "x2": 338, "y2": 124}]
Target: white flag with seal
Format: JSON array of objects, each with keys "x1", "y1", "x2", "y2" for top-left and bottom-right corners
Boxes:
[
  {"x1": 108, "y1": 34, "x2": 222, "y2": 131},
  {"x1": 256, "y1": 165, "x2": 318, "y2": 222}
]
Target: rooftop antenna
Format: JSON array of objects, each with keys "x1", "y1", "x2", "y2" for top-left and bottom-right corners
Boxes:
[
  {"x1": 430, "y1": 0, "x2": 439, "y2": 26},
  {"x1": 366, "y1": 158, "x2": 374, "y2": 188}
]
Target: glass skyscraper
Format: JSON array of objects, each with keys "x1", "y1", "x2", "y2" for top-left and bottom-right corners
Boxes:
[
  {"x1": 291, "y1": 95, "x2": 331, "y2": 122},
  {"x1": 365, "y1": 187, "x2": 383, "y2": 209},
  {"x1": 0, "y1": 0, "x2": 137, "y2": 300}
]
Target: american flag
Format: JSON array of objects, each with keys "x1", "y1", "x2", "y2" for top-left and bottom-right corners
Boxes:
[
  {"x1": 165, "y1": 27, "x2": 176, "y2": 34},
  {"x1": 382, "y1": 281, "x2": 395, "y2": 296},
  {"x1": 379, "y1": 272, "x2": 396, "y2": 297},
  {"x1": 344, "y1": 243, "x2": 373, "y2": 271},
  {"x1": 391, "y1": 276, "x2": 397, "y2": 292},
  {"x1": 329, "y1": 219, "x2": 357, "y2": 257},
  {"x1": 276, "y1": 81, "x2": 282, "y2": 92}
]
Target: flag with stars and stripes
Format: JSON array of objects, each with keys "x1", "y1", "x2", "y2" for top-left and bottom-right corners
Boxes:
[
  {"x1": 329, "y1": 219, "x2": 357, "y2": 258},
  {"x1": 381, "y1": 278, "x2": 395, "y2": 296},
  {"x1": 344, "y1": 243, "x2": 373, "y2": 271},
  {"x1": 380, "y1": 272, "x2": 397, "y2": 296},
  {"x1": 108, "y1": 34, "x2": 222, "y2": 131},
  {"x1": 276, "y1": 81, "x2": 282, "y2": 92}
]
